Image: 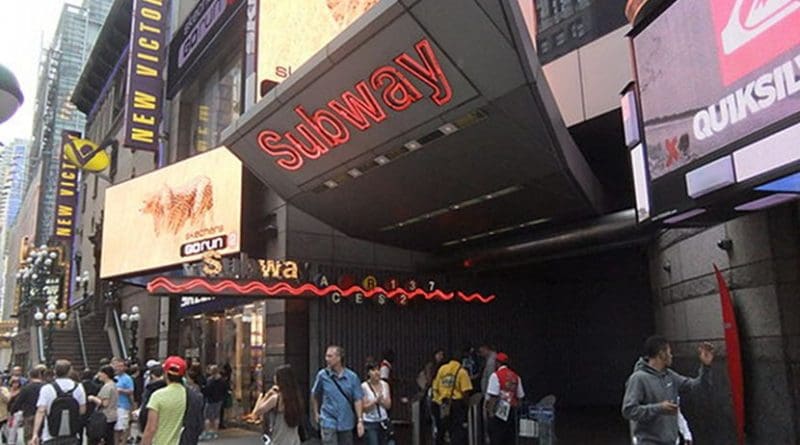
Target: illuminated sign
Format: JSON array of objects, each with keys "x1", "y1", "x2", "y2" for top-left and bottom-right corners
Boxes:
[
  {"x1": 124, "y1": 0, "x2": 170, "y2": 151},
  {"x1": 63, "y1": 137, "x2": 113, "y2": 172},
  {"x1": 170, "y1": 254, "x2": 493, "y2": 304},
  {"x1": 256, "y1": 38, "x2": 453, "y2": 171},
  {"x1": 167, "y1": 0, "x2": 243, "y2": 97},
  {"x1": 256, "y1": 0, "x2": 378, "y2": 96},
  {"x1": 633, "y1": 0, "x2": 800, "y2": 180},
  {"x1": 147, "y1": 276, "x2": 495, "y2": 304},
  {"x1": 54, "y1": 131, "x2": 81, "y2": 240},
  {"x1": 100, "y1": 147, "x2": 242, "y2": 278},
  {"x1": 194, "y1": 250, "x2": 300, "y2": 280},
  {"x1": 714, "y1": 0, "x2": 800, "y2": 85}
]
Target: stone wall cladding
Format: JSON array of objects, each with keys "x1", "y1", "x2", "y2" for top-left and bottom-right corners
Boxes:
[{"x1": 648, "y1": 203, "x2": 800, "y2": 444}]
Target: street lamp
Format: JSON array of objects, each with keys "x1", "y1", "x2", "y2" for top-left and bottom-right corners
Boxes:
[
  {"x1": 32, "y1": 303, "x2": 67, "y2": 367},
  {"x1": 120, "y1": 305, "x2": 140, "y2": 363},
  {"x1": 0, "y1": 63, "x2": 24, "y2": 123},
  {"x1": 15, "y1": 245, "x2": 66, "y2": 366},
  {"x1": 76, "y1": 270, "x2": 91, "y2": 300}
]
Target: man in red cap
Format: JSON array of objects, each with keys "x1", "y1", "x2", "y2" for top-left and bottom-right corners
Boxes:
[
  {"x1": 484, "y1": 352, "x2": 525, "y2": 444},
  {"x1": 141, "y1": 356, "x2": 203, "y2": 445}
]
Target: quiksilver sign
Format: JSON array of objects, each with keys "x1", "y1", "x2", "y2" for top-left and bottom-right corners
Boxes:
[{"x1": 256, "y1": 38, "x2": 453, "y2": 171}]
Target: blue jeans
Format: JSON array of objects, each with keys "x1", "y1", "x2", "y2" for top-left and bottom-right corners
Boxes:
[
  {"x1": 363, "y1": 421, "x2": 387, "y2": 445},
  {"x1": 321, "y1": 428, "x2": 354, "y2": 445}
]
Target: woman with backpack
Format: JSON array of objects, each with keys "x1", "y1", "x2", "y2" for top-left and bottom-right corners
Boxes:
[
  {"x1": 248, "y1": 365, "x2": 303, "y2": 445},
  {"x1": 87, "y1": 366, "x2": 118, "y2": 445}
]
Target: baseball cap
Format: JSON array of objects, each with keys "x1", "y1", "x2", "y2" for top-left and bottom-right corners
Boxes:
[
  {"x1": 163, "y1": 356, "x2": 186, "y2": 377},
  {"x1": 146, "y1": 359, "x2": 160, "y2": 369},
  {"x1": 496, "y1": 352, "x2": 509, "y2": 364}
]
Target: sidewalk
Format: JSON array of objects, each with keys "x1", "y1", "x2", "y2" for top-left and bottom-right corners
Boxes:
[{"x1": 209, "y1": 428, "x2": 263, "y2": 444}]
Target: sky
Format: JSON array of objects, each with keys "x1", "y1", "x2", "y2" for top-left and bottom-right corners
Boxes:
[{"x1": 0, "y1": 0, "x2": 76, "y2": 145}]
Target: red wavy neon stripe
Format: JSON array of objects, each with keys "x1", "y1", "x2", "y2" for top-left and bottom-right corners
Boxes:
[{"x1": 146, "y1": 277, "x2": 495, "y2": 304}]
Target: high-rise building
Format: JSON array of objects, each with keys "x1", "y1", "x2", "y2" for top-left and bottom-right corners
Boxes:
[
  {"x1": 27, "y1": 0, "x2": 113, "y2": 244},
  {"x1": 0, "y1": 139, "x2": 28, "y2": 322},
  {"x1": 1, "y1": 140, "x2": 29, "y2": 228},
  {"x1": 0, "y1": 140, "x2": 28, "y2": 230}
]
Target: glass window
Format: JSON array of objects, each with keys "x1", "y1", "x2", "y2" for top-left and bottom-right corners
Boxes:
[
  {"x1": 188, "y1": 55, "x2": 243, "y2": 156},
  {"x1": 570, "y1": 19, "x2": 586, "y2": 38}
]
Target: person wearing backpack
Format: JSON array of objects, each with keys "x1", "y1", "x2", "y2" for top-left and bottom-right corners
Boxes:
[
  {"x1": 86, "y1": 366, "x2": 118, "y2": 445},
  {"x1": 29, "y1": 359, "x2": 86, "y2": 445},
  {"x1": 431, "y1": 353, "x2": 473, "y2": 445},
  {"x1": 141, "y1": 356, "x2": 203, "y2": 445}
]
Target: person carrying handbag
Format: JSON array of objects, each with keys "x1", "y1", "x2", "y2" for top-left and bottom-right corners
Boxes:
[
  {"x1": 311, "y1": 345, "x2": 365, "y2": 445},
  {"x1": 247, "y1": 364, "x2": 303, "y2": 445},
  {"x1": 361, "y1": 362, "x2": 394, "y2": 445},
  {"x1": 431, "y1": 354, "x2": 473, "y2": 445}
]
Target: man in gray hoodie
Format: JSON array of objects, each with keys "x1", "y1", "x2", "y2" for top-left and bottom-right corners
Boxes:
[{"x1": 622, "y1": 335, "x2": 715, "y2": 445}]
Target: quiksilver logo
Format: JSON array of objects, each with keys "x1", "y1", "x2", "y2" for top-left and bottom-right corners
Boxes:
[
  {"x1": 693, "y1": 53, "x2": 800, "y2": 140},
  {"x1": 722, "y1": 0, "x2": 800, "y2": 55}
]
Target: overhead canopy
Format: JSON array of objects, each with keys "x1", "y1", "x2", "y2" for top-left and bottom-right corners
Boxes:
[{"x1": 223, "y1": 0, "x2": 610, "y2": 251}]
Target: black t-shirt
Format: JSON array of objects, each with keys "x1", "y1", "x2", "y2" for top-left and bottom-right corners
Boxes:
[
  {"x1": 10, "y1": 381, "x2": 43, "y2": 418},
  {"x1": 202, "y1": 377, "x2": 228, "y2": 403}
]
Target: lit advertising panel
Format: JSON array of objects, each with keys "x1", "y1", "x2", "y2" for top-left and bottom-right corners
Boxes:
[
  {"x1": 100, "y1": 147, "x2": 242, "y2": 278},
  {"x1": 256, "y1": 0, "x2": 379, "y2": 97},
  {"x1": 630, "y1": 144, "x2": 651, "y2": 222},
  {"x1": 633, "y1": 0, "x2": 800, "y2": 180},
  {"x1": 123, "y1": 0, "x2": 170, "y2": 151}
]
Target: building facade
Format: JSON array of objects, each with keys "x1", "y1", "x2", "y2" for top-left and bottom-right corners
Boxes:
[
  {"x1": 0, "y1": 140, "x2": 28, "y2": 321},
  {"x1": 57, "y1": 0, "x2": 799, "y2": 443},
  {"x1": 27, "y1": 0, "x2": 112, "y2": 245}
]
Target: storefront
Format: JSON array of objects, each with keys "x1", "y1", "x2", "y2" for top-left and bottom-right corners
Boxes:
[{"x1": 147, "y1": 252, "x2": 498, "y2": 420}]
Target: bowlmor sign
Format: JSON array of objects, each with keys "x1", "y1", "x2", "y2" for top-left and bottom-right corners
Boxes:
[
  {"x1": 256, "y1": 38, "x2": 453, "y2": 171},
  {"x1": 124, "y1": 0, "x2": 170, "y2": 151}
]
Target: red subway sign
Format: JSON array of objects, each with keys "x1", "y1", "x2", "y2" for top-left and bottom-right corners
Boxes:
[{"x1": 256, "y1": 38, "x2": 453, "y2": 171}]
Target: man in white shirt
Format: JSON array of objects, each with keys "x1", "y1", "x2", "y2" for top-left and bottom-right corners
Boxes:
[{"x1": 29, "y1": 359, "x2": 86, "y2": 445}]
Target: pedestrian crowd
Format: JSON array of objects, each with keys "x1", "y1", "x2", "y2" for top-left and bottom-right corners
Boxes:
[
  {"x1": 0, "y1": 355, "x2": 235, "y2": 445},
  {"x1": 0, "y1": 334, "x2": 712, "y2": 445}
]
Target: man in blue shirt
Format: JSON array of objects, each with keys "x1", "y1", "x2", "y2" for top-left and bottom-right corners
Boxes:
[
  {"x1": 312, "y1": 345, "x2": 365, "y2": 445},
  {"x1": 112, "y1": 357, "x2": 135, "y2": 445}
]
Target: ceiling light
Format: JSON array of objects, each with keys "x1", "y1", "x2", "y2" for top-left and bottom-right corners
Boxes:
[
  {"x1": 663, "y1": 208, "x2": 706, "y2": 224},
  {"x1": 734, "y1": 194, "x2": 799, "y2": 211},
  {"x1": 374, "y1": 155, "x2": 390, "y2": 165},
  {"x1": 347, "y1": 168, "x2": 363, "y2": 178},
  {"x1": 404, "y1": 140, "x2": 422, "y2": 151},
  {"x1": 323, "y1": 180, "x2": 338, "y2": 189},
  {"x1": 438, "y1": 123, "x2": 459, "y2": 135}
]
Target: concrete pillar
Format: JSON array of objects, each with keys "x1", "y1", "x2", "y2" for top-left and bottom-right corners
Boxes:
[{"x1": 648, "y1": 203, "x2": 800, "y2": 444}]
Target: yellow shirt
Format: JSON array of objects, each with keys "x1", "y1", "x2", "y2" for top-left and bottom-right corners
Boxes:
[
  {"x1": 146, "y1": 383, "x2": 186, "y2": 445},
  {"x1": 432, "y1": 360, "x2": 473, "y2": 404}
]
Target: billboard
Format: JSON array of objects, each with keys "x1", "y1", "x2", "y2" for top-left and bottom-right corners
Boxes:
[
  {"x1": 633, "y1": 0, "x2": 800, "y2": 180},
  {"x1": 123, "y1": 0, "x2": 170, "y2": 151},
  {"x1": 100, "y1": 147, "x2": 242, "y2": 278},
  {"x1": 167, "y1": 0, "x2": 244, "y2": 97},
  {"x1": 256, "y1": 0, "x2": 379, "y2": 98},
  {"x1": 54, "y1": 131, "x2": 81, "y2": 241}
]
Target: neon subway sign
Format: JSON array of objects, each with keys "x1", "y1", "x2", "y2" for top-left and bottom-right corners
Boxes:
[
  {"x1": 147, "y1": 277, "x2": 495, "y2": 304},
  {"x1": 256, "y1": 38, "x2": 453, "y2": 171}
]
